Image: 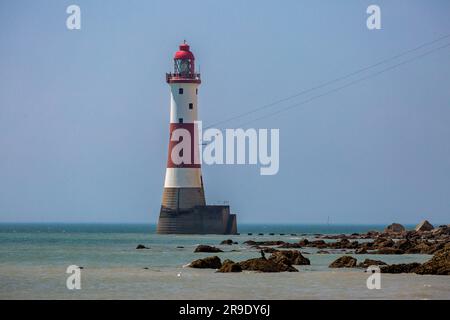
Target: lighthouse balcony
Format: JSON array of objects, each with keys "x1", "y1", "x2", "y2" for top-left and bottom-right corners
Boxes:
[{"x1": 166, "y1": 72, "x2": 201, "y2": 84}]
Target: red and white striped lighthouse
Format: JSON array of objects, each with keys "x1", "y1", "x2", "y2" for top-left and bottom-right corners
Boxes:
[
  {"x1": 157, "y1": 42, "x2": 237, "y2": 234},
  {"x1": 161, "y1": 41, "x2": 205, "y2": 211}
]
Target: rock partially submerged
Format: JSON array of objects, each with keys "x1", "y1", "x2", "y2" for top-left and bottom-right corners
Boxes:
[
  {"x1": 415, "y1": 245, "x2": 450, "y2": 275},
  {"x1": 357, "y1": 259, "x2": 387, "y2": 268},
  {"x1": 380, "y1": 263, "x2": 421, "y2": 274},
  {"x1": 384, "y1": 223, "x2": 406, "y2": 234},
  {"x1": 256, "y1": 246, "x2": 279, "y2": 253},
  {"x1": 355, "y1": 248, "x2": 368, "y2": 254},
  {"x1": 239, "y1": 258, "x2": 298, "y2": 272},
  {"x1": 415, "y1": 220, "x2": 434, "y2": 232},
  {"x1": 243, "y1": 240, "x2": 285, "y2": 246},
  {"x1": 194, "y1": 245, "x2": 223, "y2": 253},
  {"x1": 217, "y1": 259, "x2": 242, "y2": 273},
  {"x1": 329, "y1": 256, "x2": 357, "y2": 268},
  {"x1": 381, "y1": 245, "x2": 450, "y2": 275},
  {"x1": 220, "y1": 239, "x2": 238, "y2": 245},
  {"x1": 269, "y1": 250, "x2": 310, "y2": 266},
  {"x1": 189, "y1": 256, "x2": 222, "y2": 269},
  {"x1": 136, "y1": 244, "x2": 149, "y2": 249}
]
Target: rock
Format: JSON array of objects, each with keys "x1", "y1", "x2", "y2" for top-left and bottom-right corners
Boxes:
[
  {"x1": 308, "y1": 240, "x2": 327, "y2": 249},
  {"x1": 366, "y1": 230, "x2": 380, "y2": 238},
  {"x1": 405, "y1": 242, "x2": 431, "y2": 254},
  {"x1": 415, "y1": 245, "x2": 450, "y2": 275},
  {"x1": 217, "y1": 259, "x2": 242, "y2": 273},
  {"x1": 374, "y1": 238, "x2": 395, "y2": 248},
  {"x1": 355, "y1": 248, "x2": 368, "y2": 254},
  {"x1": 269, "y1": 250, "x2": 310, "y2": 265},
  {"x1": 258, "y1": 246, "x2": 279, "y2": 253},
  {"x1": 176, "y1": 246, "x2": 184, "y2": 249},
  {"x1": 415, "y1": 220, "x2": 434, "y2": 232},
  {"x1": 247, "y1": 233, "x2": 253, "y2": 235},
  {"x1": 380, "y1": 263, "x2": 421, "y2": 274},
  {"x1": 220, "y1": 239, "x2": 234, "y2": 245},
  {"x1": 189, "y1": 256, "x2": 222, "y2": 269},
  {"x1": 239, "y1": 258, "x2": 298, "y2": 272},
  {"x1": 430, "y1": 226, "x2": 450, "y2": 240},
  {"x1": 384, "y1": 223, "x2": 406, "y2": 234},
  {"x1": 375, "y1": 248, "x2": 404, "y2": 255},
  {"x1": 278, "y1": 242, "x2": 303, "y2": 248},
  {"x1": 393, "y1": 239, "x2": 415, "y2": 251},
  {"x1": 136, "y1": 244, "x2": 149, "y2": 249},
  {"x1": 357, "y1": 259, "x2": 387, "y2": 268},
  {"x1": 298, "y1": 239, "x2": 309, "y2": 246},
  {"x1": 329, "y1": 256, "x2": 358, "y2": 268},
  {"x1": 244, "y1": 240, "x2": 285, "y2": 246},
  {"x1": 426, "y1": 242, "x2": 446, "y2": 254},
  {"x1": 194, "y1": 245, "x2": 223, "y2": 253}
]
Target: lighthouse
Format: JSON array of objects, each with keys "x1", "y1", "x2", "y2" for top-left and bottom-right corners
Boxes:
[{"x1": 157, "y1": 42, "x2": 237, "y2": 234}]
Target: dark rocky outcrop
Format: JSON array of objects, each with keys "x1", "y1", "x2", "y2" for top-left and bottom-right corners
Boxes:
[
  {"x1": 136, "y1": 244, "x2": 149, "y2": 249},
  {"x1": 380, "y1": 245, "x2": 450, "y2": 275},
  {"x1": 384, "y1": 223, "x2": 406, "y2": 234},
  {"x1": 269, "y1": 250, "x2": 310, "y2": 266},
  {"x1": 239, "y1": 258, "x2": 298, "y2": 272},
  {"x1": 256, "y1": 246, "x2": 279, "y2": 253},
  {"x1": 298, "y1": 239, "x2": 309, "y2": 246},
  {"x1": 217, "y1": 259, "x2": 242, "y2": 273},
  {"x1": 220, "y1": 239, "x2": 237, "y2": 245},
  {"x1": 307, "y1": 240, "x2": 327, "y2": 249},
  {"x1": 250, "y1": 240, "x2": 286, "y2": 246},
  {"x1": 374, "y1": 238, "x2": 395, "y2": 248},
  {"x1": 357, "y1": 259, "x2": 387, "y2": 268},
  {"x1": 194, "y1": 245, "x2": 223, "y2": 253},
  {"x1": 278, "y1": 242, "x2": 303, "y2": 248},
  {"x1": 415, "y1": 220, "x2": 434, "y2": 232},
  {"x1": 380, "y1": 263, "x2": 421, "y2": 274},
  {"x1": 189, "y1": 256, "x2": 222, "y2": 269},
  {"x1": 415, "y1": 245, "x2": 450, "y2": 275},
  {"x1": 329, "y1": 256, "x2": 358, "y2": 268},
  {"x1": 393, "y1": 239, "x2": 415, "y2": 251},
  {"x1": 355, "y1": 248, "x2": 368, "y2": 254}
]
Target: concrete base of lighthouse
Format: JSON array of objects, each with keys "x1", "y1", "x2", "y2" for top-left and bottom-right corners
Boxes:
[{"x1": 157, "y1": 205, "x2": 237, "y2": 235}]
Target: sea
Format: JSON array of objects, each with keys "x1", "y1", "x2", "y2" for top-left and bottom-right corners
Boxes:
[{"x1": 0, "y1": 223, "x2": 449, "y2": 300}]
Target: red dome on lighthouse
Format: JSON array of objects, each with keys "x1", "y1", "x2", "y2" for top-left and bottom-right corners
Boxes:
[
  {"x1": 174, "y1": 42, "x2": 195, "y2": 60},
  {"x1": 166, "y1": 41, "x2": 201, "y2": 84}
]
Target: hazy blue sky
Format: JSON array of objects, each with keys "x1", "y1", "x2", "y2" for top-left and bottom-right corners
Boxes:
[{"x1": 1, "y1": 0, "x2": 449, "y2": 224}]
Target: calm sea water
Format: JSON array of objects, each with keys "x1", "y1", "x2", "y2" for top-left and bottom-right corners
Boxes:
[{"x1": 0, "y1": 223, "x2": 449, "y2": 300}]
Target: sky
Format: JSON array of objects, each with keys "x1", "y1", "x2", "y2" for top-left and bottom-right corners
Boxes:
[{"x1": 0, "y1": 0, "x2": 449, "y2": 224}]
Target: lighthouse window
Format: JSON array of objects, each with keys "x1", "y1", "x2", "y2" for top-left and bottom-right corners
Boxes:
[
  {"x1": 196, "y1": 88, "x2": 198, "y2": 95},
  {"x1": 179, "y1": 88, "x2": 183, "y2": 94},
  {"x1": 189, "y1": 103, "x2": 193, "y2": 110},
  {"x1": 179, "y1": 118, "x2": 183, "y2": 123}
]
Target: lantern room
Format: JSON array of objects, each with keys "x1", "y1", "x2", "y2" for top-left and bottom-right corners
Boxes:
[{"x1": 166, "y1": 41, "x2": 201, "y2": 84}]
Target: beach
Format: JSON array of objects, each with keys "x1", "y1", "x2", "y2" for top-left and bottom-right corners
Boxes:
[{"x1": 0, "y1": 223, "x2": 449, "y2": 300}]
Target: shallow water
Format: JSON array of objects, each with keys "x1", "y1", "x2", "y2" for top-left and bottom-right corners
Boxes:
[{"x1": 0, "y1": 223, "x2": 449, "y2": 300}]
